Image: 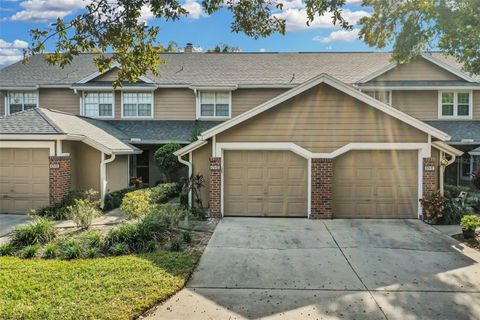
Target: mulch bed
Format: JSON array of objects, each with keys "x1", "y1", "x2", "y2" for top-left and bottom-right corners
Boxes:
[{"x1": 452, "y1": 233, "x2": 480, "y2": 251}]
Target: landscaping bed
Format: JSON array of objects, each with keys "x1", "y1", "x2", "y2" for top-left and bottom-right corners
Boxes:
[
  {"x1": 452, "y1": 233, "x2": 480, "y2": 251},
  {"x1": 0, "y1": 252, "x2": 199, "y2": 320}
]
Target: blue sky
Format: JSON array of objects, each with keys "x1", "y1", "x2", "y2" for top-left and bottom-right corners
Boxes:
[{"x1": 0, "y1": 0, "x2": 382, "y2": 67}]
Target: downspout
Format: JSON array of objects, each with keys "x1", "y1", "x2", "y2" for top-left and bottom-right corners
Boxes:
[
  {"x1": 100, "y1": 152, "x2": 116, "y2": 208},
  {"x1": 439, "y1": 151, "x2": 456, "y2": 196},
  {"x1": 178, "y1": 153, "x2": 193, "y2": 208}
]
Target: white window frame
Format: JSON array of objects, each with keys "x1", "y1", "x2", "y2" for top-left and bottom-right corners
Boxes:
[
  {"x1": 362, "y1": 90, "x2": 392, "y2": 106},
  {"x1": 438, "y1": 90, "x2": 473, "y2": 119},
  {"x1": 121, "y1": 91, "x2": 154, "y2": 119},
  {"x1": 6, "y1": 90, "x2": 39, "y2": 115},
  {"x1": 196, "y1": 91, "x2": 232, "y2": 120},
  {"x1": 80, "y1": 91, "x2": 115, "y2": 119}
]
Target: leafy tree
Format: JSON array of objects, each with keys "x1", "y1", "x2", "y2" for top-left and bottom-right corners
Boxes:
[
  {"x1": 208, "y1": 43, "x2": 241, "y2": 53},
  {"x1": 25, "y1": 0, "x2": 480, "y2": 87},
  {"x1": 360, "y1": 0, "x2": 480, "y2": 75},
  {"x1": 154, "y1": 143, "x2": 182, "y2": 182}
]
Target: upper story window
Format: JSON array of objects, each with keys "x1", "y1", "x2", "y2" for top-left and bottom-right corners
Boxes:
[
  {"x1": 363, "y1": 90, "x2": 391, "y2": 106},
  {"x1": 122, "y1": 92, "x2": 153, "y2": 118},
  {"x1": 83, "y1": 92, "x2": 114, "y2": 118},
  {"x1": 439, "y1": 91, "x2": 472, "y2": 119},
  {"x1": 198, "y1": 91, "x2": 231, "y2": 119},
  {"x1": 7, "y1": 91, "x2": 38, "y2": 114}
]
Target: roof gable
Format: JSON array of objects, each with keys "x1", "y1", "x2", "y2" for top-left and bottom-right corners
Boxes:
[{"x1": 77, "y1": 63, "x2": 155, "y2": 84}]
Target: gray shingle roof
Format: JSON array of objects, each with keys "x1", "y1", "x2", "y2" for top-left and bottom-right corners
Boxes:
[
  {"x1": 359, "y1": 80, "x2": 480, "y2": 88},
  {"x1": 0, "y1": 108, "x2": 62, "y2": 134},
  {"x1": 1, "y1": 52, "x2": 476, "y2": 87},
  {"x1": 101, "y1": 120, "x2": 220, "y2": 144},
  {"x1": 426, "y1": 121, "x2": 480, "y2": 143}
]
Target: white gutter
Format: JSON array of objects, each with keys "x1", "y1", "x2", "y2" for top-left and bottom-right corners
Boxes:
[
  {"x1": 178, "y1": 153, "x2": 193, "y2": 207},
  {"x1": 100, "y1": 152, "x2": 116, "y2": 208}
]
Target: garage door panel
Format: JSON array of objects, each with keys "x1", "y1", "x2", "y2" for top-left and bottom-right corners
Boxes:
[
  {"x1": 225, "y1": 150, "x2": 307, "y2": 217},
  {"x1": 0, "y1": 148, "x2": 49, "y2": 214},
  {"x1": 333, "y1": 150, "x2": 417, "y2": 219}
]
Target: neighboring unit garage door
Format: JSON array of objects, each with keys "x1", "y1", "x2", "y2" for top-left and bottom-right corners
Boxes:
[
  {"x1": 333, "y1": 150, "x2": 418, "y2": 218},
  {"x1": 224, "y1": 150, "x2": 307, "y2": 217},
  {"x1": 0, "y1": 148, "x2": 50, "y2": 214}
]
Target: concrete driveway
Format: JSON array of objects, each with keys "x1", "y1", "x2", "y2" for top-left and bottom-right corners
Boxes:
[
  {"x1": 0, "y1": 214, "x2": 30, "y2": 238},
  {"x1": 146, "y1": 218, "x2": 480, "y2": 320}
]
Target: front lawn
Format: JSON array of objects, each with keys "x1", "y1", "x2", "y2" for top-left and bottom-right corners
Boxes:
[{"x1": 0, "y1": 252, "x2": 199, "y2": 320}]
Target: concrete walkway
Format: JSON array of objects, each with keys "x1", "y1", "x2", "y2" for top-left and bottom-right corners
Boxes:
[{"x1": 146, "y1": 218, "x2": 480, "y2": 320}]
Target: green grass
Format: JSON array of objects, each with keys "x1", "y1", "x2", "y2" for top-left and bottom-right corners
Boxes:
[{"x1": 0, "y1": 252, "x2": 199, "y2": 320}]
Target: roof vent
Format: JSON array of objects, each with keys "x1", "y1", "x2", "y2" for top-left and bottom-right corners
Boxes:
[{"x1": 184, "y1": 43, "x2": 193, "y2": 53}]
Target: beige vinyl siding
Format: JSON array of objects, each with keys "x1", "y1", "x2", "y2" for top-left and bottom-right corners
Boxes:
[
  {"x1": 155, "y1": 89, "x2": 196, "y2": 120},
  {"x1": 217, "y1": 83, "x2": 428, "y2": 153},
  {"x1": 372, "y1": 59, "x2": 463, "y2": 81},
  {"x1": 39, "y1": 88, "x2": 80, "y2": 114},
  {"x1": 474, "y1": 91, "x2": 480, "y2": 119},
  {"x1": 232, "y1": 89, "x2": 286, "y2": 116},
  {"x1": 391, "y1": 90, "x2": 438, "y2": 120},
  {"x1": 114, "y1": 91, "x2": 121, "y2": 119},
  {"x1": 191, "y1": 141, "x2": 211, "y2": 208},
  {"x1": 93, "y1": 68, "x2": 120, "y2": 82},
  {"x1": 106, "y1": 155, "x2": 129, "y2": 192},
  {"x1": 63, "y1": 141, "x2": 101, "y2": 192}
]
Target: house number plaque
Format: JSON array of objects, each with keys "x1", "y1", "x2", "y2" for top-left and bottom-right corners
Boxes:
[
  {"x1": 424, "y1": 165, "x2": 435, "y2": 172},
  {"x1": 210, "y1": 164, "x2": 221, "y2": 171},
  {"x1": 49, "y1": 163, "x2": 60, "y2": 169}
]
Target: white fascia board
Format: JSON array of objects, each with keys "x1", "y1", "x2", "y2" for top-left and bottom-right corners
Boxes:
[
  {"x1": 174, "y1": 140, "x2": 208, "y2": 156},
  {"x1": 0, "y1": 86, "x2": 38, "y2": 90},
  {"x1": 357, "y1": 85, "x2": 480, "y2": 90},
  {"x1": 0, "y1": 134, "x2": 69, "y2": 140},
  {"x1": 237, "y1": 84, "x2": 297, "y2": 89},
  {"x1": 432, "y1": 141, "x2": 464, "y2": 157},
  {"x1": 70, "y1": 86, "x2": 156, "y2": 91},
  {"x1": 199, "y1": 73, "x2": 451, "y2": 141},
  {"x1": 421, "y1": 54, "x2": 476, "y2": 83}
]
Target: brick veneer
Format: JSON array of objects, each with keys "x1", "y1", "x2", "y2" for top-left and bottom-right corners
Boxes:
[
  {"x1": 209, "y1": 157, "x2": 222, "y2": 218},
  {"x1": 422, "y1": 157, "x2": 437, "y2": 196},
  {"x1": 49, "y1": 156, "x2": 72, "y2": 205},
  {"x1": 311, "y1": 158, "x2": 333, "y2": 219}
]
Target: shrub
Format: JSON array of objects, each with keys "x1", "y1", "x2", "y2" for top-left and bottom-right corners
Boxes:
[
  {"x1": 10, "y1": 218, "x2": 57, "y2": 248},
  {"x1": 170, "y1": 236, "x2": 184, "y2": 252},
  {"x1": 0, "y1": 244, "x2": 14, "y2": 256},
  {"x1": 30, "y1": 205, "x2": 69, "y2": 220},
  {"x1": 419, "y1": 191, "x2": 444, "y2": 221},
  {"x1": 104, "y1": 186, "x2": 137, "y2": 211},
  {"x1": 191, "y1": 207, "x2": 209, "y2": 220},
  {"x1": 179, "y1": 191, "x2": 189, "y2": 208},
  {"x1": 460, "y1": 215, "x2": 480, "y2": 231},
  {"x1": 85, "y1": 247, "x2": 100, "y2": 258},
  {"x1": 58, "y1": 237, "x2": 84, "y2": 260},
  {"x1": 104, "y1": 223, "x2": 140, "y2": 251},
  {"x1": 110, "y1": 243, "x2": 129, "y2": 256},
  {"x1": 120, "y1": 189, "x2": 154, "y2": 219},
  {"x1": 181, "y1": 230, "x2": 193, "y2": 243},
  {"x1": 21, "y1": 245, "x2": 40, "y2": 259},
  {"x1": 81, "y1": 231, "x2": 102, "y2": 248},
  {"x1": 152, "y1": 204, "x2": 191, "y2": 227},
  {"x1": 67, "y1": 198, "x2": 102, "y2": 229},
  {"x1": 154, "y1": 143, "x2": 182, "y2": 182},
  {"x1": 144, "y1": 240, "x2": 158, "y2": 252},
  {"x1": 43, "y1": 243, "x2": 58, "y2": 259},
  {"x1": 150, "y1": 183, "x2": 179, "y2": 204},
  {"x1": 62, "y1": 189, "x2": 99, "y2": 206}
]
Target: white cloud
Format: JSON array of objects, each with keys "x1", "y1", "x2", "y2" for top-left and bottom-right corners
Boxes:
[
  {"x1": 259, "y1": 48, "x2": 267, "y2": 52},
  {"x1": 313, "y1": 28, "x2": 360, "y2": 43},
  {"x1": 183, "y1": 0, "x2": 205, "y2": 19},
  {"x1": 272, "y1": 1, "x2": 370, "y2": 32},
  {"x1": 10, "y1": 0, "x2": 87, "y2": 22},
  {"x1": 0, "y1": 38, "x2": 28, "y2": 66}
]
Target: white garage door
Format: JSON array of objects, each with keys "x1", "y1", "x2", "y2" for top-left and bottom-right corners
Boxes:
[{"x1": 0, "y1": 148, "x2": 50, "y2": 214}]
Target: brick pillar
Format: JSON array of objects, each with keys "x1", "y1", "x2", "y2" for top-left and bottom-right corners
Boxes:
[
  {"x1": 209, "y1": 157, "x2": 222, "y2": 218},
  {"x1": 422, "y1": 157, "x2": 436, "y2": 196},
  {"x1": 49, "y1": 156, "x2": 72, "y2": 205},
  {"x1": 311, "y1": 158, "x2": 333, "y2": 219}
]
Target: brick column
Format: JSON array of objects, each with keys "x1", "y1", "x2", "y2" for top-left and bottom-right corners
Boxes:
[
  {"x1": 209, "y1": 157, "x2": 222, "y2": 218},
  {"x1": 311, "y1": 158, "x2": 333, "y2": 219},
  {"x1": 422, "y1": 157, "x2": 437, "y2": 196},
  {"x1": 49, "y1": 156, "x2": 72, "y2": 205}
]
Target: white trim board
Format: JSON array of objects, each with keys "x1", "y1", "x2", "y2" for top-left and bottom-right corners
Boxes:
[
  {"x1": 0, "y1": 141, "x2": 56, "y2": 156},
  {"x1": 196, "y1": 74, "x2": 450, "y2": 144}
]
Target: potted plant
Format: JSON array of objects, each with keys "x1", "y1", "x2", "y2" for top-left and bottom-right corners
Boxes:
[{"x1": 460, "y1": 215, "x2": 480, "y2": 239}]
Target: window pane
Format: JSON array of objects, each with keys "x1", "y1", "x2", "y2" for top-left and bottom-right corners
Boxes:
[
  {"x1": 200, "y1": 92, "x2": 215, "y2": 104},
  {"x1": 24, "y1": 104, "x2": 36, "y2": 110},
  {"x1": 84, "y1": 92, "x2": 98, "y2": 103},
  {"x1": 458, "y1": 104, "x2": 470, "y2": 116},
  {"x1": 138, "y1": 103, "x2": 151, "y2": 116},
  {"x1": 123, "y1": 104, "x2": 137, "y2": 117},
  {"x1": 23, "y1": 92, "x2": 37, "y2": 106},
  {"x1": 200, "y1": 104, "x2": 214, "y2": 116},
  {"x1": 442, "y1": 92, "x2": 454, "y2": 104},
  {"x1": 458, "y1": 93, "x2": 469, "y2": 104},
  {"x1": 364, "y1": 91, "x2": 375, "y2": 99},
  {"x1": 85, "y1": 103, "x2": 98, "y2": 117},
  {"x1": 216, "y1": 104, "x2": 229, "y2": 117},
  {"x1": 99, "y1": 104, "x2": 112, "y2": 116},
  {"x1": 9, "y1": 104, "x2": 23, "y2": 114},
  {"x1": 9, "y1": 92, "x2": 23, "y2": 105},
  {"x1": 376, "y1": 91, "x2": 390, "y2": 105},
  {"x1": 442, "y1": 104, "x2": 454, "y2": 116}
]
